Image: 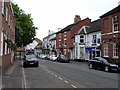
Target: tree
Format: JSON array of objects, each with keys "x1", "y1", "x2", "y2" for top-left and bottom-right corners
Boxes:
[{"x1": 12, "y1": 3, "x2": 38, "y2": 47}]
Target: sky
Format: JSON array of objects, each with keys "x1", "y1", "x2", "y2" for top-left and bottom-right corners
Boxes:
[{"x1": 12, "y1": 0, "x2": 120, "y2": 41}]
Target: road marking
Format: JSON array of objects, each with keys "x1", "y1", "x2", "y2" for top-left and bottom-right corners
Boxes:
[
  {"x1": 71, "y1": 85, "x2": 77, "y2": 88},
  {"x1": 59, "y1": 77, "x2": 62, "y2": 80},
  {"x1": 55, "y1": 75, "x2": 58, "y2": 77},
  {"x1": 22, "y1": 61, "x2": 27, "y2": 88},
  {"x1": 51, "y1": 73, "x2": 54, "y2": 75},
  {"x1": 64, "y1": 80, "x2": 68, "y2": 84}
]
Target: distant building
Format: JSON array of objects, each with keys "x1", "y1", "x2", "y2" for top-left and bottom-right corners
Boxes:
[
  {"x1": 43, "y1": 30, "x2": 56, "y2": 55},
  {"x1": 0, "y1": 0, "x2": 16, "y2": 68},
  {"x1": 25, "y1": 38, "x2": 41, "y2": 50},
  {"x1": 56, "y1": 15, "x2": 91, "y2": 59},
  {"x1": 100, "y1": 4, "x2": 120, "y2": 61},
  {"x1": 74, "y1": 19, "x2": 101, "y2": 61}
]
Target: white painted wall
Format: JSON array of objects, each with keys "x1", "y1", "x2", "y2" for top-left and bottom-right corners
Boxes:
[{"x1": 25, "y1": 40, "x2": 38, "y2": 50}]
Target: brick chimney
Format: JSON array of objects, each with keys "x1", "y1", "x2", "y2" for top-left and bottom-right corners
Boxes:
[{"x1": 74, "y1": 15, "x2": 81, "y2": 23}]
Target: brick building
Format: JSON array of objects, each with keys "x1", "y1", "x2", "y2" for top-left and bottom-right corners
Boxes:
[
  {"x1": 100, "y1": 5, "x2": 120, "y2": 62},
  {"x1": 56, "y1": 15, "x2": 91, "y2": 59},
  {"x1": 1, "y1": 0, "x2": 16, "y2": 68}
]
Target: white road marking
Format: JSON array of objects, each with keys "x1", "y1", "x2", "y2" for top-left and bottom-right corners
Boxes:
[
  {"x1": 22, "y1": 61, "x2": 27, "y2": 88},
  {"x1": 59, "y1": 77, "x2": 62, "y2": 80},
  {"x1": 64, "y1": 80, "x2": 68, "y2": 84},
  {"x1": 71, "y1": 85, "x2": 77, "y2": 88},
  {"x1": 51, "y1": 73, "x2": 54, "y2": 75},
  {"x1": 55, "y1": 75, "x2": 58, "y2": 77}
]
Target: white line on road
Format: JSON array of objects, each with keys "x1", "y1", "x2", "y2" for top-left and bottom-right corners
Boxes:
[
  {"x1": 51, "y1": 73, "x2": 54, "y2": 75},
  {"x1": 59, "y1": 77, "x2": 62, "y2": 80},
  {"x1": 22, "y1": 61, "x2": 27, "y2": 88},
  {"x1": 71, "y1": 85, "x2": 77, "y2": 88},
  {"x1": 64, "y1": 80, "x2": 68, "y2": 84},
  {"x1": 55, "y1": 75, "x2": 58, "y2": 77}
]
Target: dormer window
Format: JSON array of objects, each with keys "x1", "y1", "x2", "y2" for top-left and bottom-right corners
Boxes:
[
  {"x1": 80, "y1": 35, "x2": 84, "y2": 44},
  {"x1": 112, "y1": 16, "x2": 118, "y2": 32}
]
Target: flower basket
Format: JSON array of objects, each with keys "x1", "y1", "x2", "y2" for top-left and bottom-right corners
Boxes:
[{"x1": 5, "y1": 40, "x2": 17, "y2": 51}]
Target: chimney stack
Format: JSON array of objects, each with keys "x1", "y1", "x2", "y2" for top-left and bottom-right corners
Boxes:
[
  {"x1": 74, "y1": 15, "x2": 81, "y2": 23},
  {"x1": 118, "y1": 1, "x2": 120, "y2": 6}
]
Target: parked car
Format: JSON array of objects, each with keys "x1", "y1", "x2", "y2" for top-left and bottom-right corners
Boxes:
[
  {"x1": 50, "y1": 55, "x2": 57, "y2": 61},
  {"x1": 44, "y1": 55, "x2": 50, "y2": 60},
  {"x1": 57, "y1": 54, "x2": 70, "y2": 63},
  {"x1": 39, "y1": 54, "x2": 47, "y2": 59},
  {"x1": 89, "y1": 57, "x2": 120, "y2": 72},
  {"x1": 23, "y1": 54, "x2": 39, "y2": 67}
]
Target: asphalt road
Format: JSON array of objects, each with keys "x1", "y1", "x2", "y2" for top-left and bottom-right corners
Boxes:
[{"x1": 23, "y1": 59, "x2": 119, "y2": 88}]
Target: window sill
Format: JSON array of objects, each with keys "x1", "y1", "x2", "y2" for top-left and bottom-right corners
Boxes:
[
  {"x1": 112, "y1": 57, "x2": 119, "y2": 59},
  {"x1": 103, "y1": 56, "x2": 109, "y2": 57}
]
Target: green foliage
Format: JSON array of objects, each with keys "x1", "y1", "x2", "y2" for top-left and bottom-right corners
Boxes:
[
  {"x1": 5, "y1": 40, "x2": 17, "y2": 51},
  {"x1": 12, "y1": 3, "x2": 38, "y2": 47}
]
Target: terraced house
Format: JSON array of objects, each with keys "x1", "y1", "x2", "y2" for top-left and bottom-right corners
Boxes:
[
  {"x1": 1, "y1": 0, "x2": 16, "y2": 68},
  {"x1": 56, "y1": 15, "x2": 91, "y2": 59},
  {"x1": 100, "y1": 4, "x2": 120, "y2": 62}
]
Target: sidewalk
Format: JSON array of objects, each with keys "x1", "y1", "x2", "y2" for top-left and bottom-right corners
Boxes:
[{"x1": 2, "y1": 59, "x2": 23, "y2": 89}]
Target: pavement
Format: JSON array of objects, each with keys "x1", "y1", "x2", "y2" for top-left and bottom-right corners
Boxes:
[{"x1": 2, "y1": 59, "x2": 23, "y2": 89}]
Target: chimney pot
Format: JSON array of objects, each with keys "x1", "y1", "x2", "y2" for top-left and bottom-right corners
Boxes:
[{"x1": 74, "y1": 15, "x2": 81, "y2": 23}]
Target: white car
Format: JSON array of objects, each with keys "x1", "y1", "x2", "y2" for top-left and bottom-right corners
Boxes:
[{"x1": 50, "y1": 55, "x2": 57, "y2": 61}]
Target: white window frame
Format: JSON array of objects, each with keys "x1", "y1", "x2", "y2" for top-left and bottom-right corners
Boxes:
[
  {"x1": 2, "y1": 0, "x2": 4, "y2": 14},
  {"x1": 80, "y1": 34, "x2": 84, "y2": 44},
  {"x1": 113, "y1": 42, "x2": 118, "y2": 58},
  {"x1": 0, "y1": 31, "x2": 4, "y2": 56},
  {"x1": 92, "y1": 35, "x2": 97, "y2": 44},
  {"x1": 64, "y1": 49, "x2": 66, "y2": 55},
  {"x1": 5, "y1": 34, "x2": 7, "y2": 55},
  {"x1": 59, "y1": 33, "x2": 61, "y2": 38},
  {"x1": 112, "y1": 16, "x2": 119, "y2": 32},
  {"x1": 104, "y1": 42, "x2": 108, "y2": 57},
  {"x1": 59, "y1": 40, "x2": 61, "y2": 47},
  {"x1": 6, "y1": 5, "x2": 8, "y2": 22},
  {"x1": 64, "y1": 32, "x2": 66, "y2": 37},
  {"x1": 64, "y1": 39, "x2": 66, "y2": 46},
  {"x1": 9, "y1": 13, "x2": 10, "y2": 26}
]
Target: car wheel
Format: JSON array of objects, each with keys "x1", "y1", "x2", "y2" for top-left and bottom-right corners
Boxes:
[
  {"x1": 23, "y1": 63, "x2": 26, "y2": 68},
  {"x1": 89, "y1": 63, "x2": 93, "y2": 69},
  {"x1": 105, "y1": 66, "x2": 109, "y2": 72}
]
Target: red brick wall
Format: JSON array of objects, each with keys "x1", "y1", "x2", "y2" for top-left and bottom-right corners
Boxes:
[
  {"x1": 101, "y1": 12, "x2": 120, "y2": 61},
  {"x1": 2, "y1": 2, "x2": 16, "y2": 68},
  {"x1": 56, "y1": 18, "x2": 91, "y2": 57}
]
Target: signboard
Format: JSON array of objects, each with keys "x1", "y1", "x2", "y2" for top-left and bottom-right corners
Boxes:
[{"x1": 85, "y1": 47, "x2": 95, "y2": 51}]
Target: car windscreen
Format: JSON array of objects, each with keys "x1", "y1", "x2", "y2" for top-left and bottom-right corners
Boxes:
[{"x1": 26, "y1": 55, "x2": 36, "y2": 59}]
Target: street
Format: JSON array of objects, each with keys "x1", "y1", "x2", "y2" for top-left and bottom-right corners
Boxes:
[{"x1": 23, "y1": 59, "x2": 118, "y2": 88}]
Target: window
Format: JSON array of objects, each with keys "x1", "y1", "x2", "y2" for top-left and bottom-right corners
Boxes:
[
  {"x1": 2, "y1": 0, "x2": 4, "y2": 14},
  {"x1": 9, "y1": 13, "x2": 10, "y2": 26},
  {"x1": 59, "y1": 33, "x2": 61, "y2": 38},
  {"x1": 113, "y1": 16, "x2": 118, "y2": 32},
  {"x1": 0, "y1": 31, "x2": 3, "y2": 56},
  {"x1": 113, "y1": 42, "x2": 118, "y2": 57},
  {"x1": 104, "y1": 43, "x2": 108, "y2": 57},
  {"x1": 64, "y1": 32, "x2": 66, "y2": 37},
  {"x1": 64, "y1": 49, "x2": 66, "y2": 55},
  {"x1": 64, "y1": 39, "x2": 66, "y2": 46},
  {"x1": 5, "y1": 34, "x2": 7, "y2": 55},
  {"x1": 80, "y1": 35, "x2": 84, "y2": 44},
  {"x1": 59, "y1": 40, "x2": 61, "y2": 47},
  {"x1": 92, "y1": 35, "x2": 97, "y2": 44},
  {"x1": 6, "y1": 5, "x2": 8, "y2": 21}
]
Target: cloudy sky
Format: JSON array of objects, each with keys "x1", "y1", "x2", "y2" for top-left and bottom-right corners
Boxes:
[{"x1": 12, "y1": 0, "x2": 119, "y2": 40}]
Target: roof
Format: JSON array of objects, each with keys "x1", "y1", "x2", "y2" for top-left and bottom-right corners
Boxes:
[
  {"x1": 75, "y1": 19, "x2": 101, "y2": 35},
  {"x1": 35, "y1": 38, "x2": 42, "y2": 43},
  {"x1": 87, "y1": 19, "x2": 101, "y2": 33},
  {"x1": 100, "y1": 5, "x2": 120, "y2": 18},
  {"x1": 43, "y1": 32, "x2": 56, "y2": 40},
  {"x1": 56, "y1": 18, "x2": 88, "y2": 34}
]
